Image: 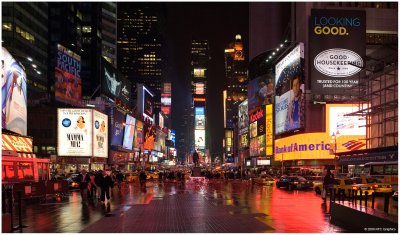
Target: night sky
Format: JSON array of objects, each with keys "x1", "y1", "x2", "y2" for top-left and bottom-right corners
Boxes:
[{"x1": 165, "y1": 3, "x2": 249, "y2": 159}]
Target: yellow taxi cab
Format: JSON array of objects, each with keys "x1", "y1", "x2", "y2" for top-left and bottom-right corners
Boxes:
[
  {"x1": 352, "y1": 177, "x2": 392, "y2": 193},
  {"x1": 146, "y1": 171, "x2": 160, "y2": 180},
  {"x1": 125, "y1": 172, "x2": 139, "y2": 183},
  {"x1": 253, "y1": 174, "x2": 275, "y2": 186},
  {"x1": 334, "y1": 178, "x2": 374, "y2": 196}
]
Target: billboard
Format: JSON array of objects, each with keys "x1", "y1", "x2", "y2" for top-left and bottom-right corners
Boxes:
[
  {"x1": 239, "y1": 133, "x2": 249, "y2": 149},
  {"x1": 195, "y1": 107, "x2": 205, "y2": 130},
  {"x1": 247, "y1": 73, "x2": 274, "y2": 111},
  {"x1": 2, "y1": 47, "x2": 27, "y2": 135},
  {"x1": 195, "y1": 129, "x2": 205, "y2": 149},
  {"x1": 101, "y1": 58, "x2": 131, "y2": 105},
  {"x1": 195, "y1": 82, "x2": 205, "y2": 94},
  {"x1": 143, "y1": 124, "x2": 156, "y2": 150},
  {"x1": 265, "y1": 104, "x2": 273, "y2": 155},
  {"x1": 275, "y1": 43, "x2": 305, "y2": 135},
  {"x1": 57, "y1": 109, "x2": 92, "y2": 156},
  {"x1": 163, "y1": 82, "x2": 171, "y2": 94},
  {"x1": 134, "y1": 120, "x2": 144, "y2": 150},
  {"x1": 193, "y1": 95, "x2": 206, "y2": 106},
  {"x1": 143, "y1": 88, "x2": 154, "y2": 118},
  {"x1": 161, "y1": 106, "x2": 171, "y2": 115},
  {"x1": 238, "y1": 99, "x2": 249, "y2": 135},
  {"x1": 327, "y1": 104, "x2": 366, "y2": 137},
  {"x1": 110, "y1": 108, "x2": 125, "y2": 146},
  {"x1": 310, "y1": 9, "x2": 366, "y2": 96},
  {"x1": 249, "y1": 106, "x2": 265, "y2": 137},
  {"x1": 161, "y1": 93, "x2": 171, "y2": 106},
  {"x1": 93, "y1": 110, "x2": 108, "y2": 158},
  {"x1": 122, "y1": 114, "x2": 136, "y2": 150},
  {"x1": 55, "y1": 44, "x2": 81, "y2": 106},
  {"x1": 250, "y1": 135, "x2": 266, "y2": 157}
]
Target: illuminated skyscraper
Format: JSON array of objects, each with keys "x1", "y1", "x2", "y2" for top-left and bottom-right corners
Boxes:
[
  {"x1": 117, "y1": 3, "x2": 166, "y2": 110},
  {"x1": 224, "y1": 34, "x2": 248, "y2": 129},
  {"x1": 190, "y1": 39, "x2": 211, "y2": 159}
]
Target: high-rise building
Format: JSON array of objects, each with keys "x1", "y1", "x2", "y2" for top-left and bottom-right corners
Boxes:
[
  {"x1": 190, "y1": 39, "x2": 211, "y2": 160},
  {"x1": 117, "y1": 3, "x2": 166, "y2": 110},
  {"x1": 224, "y1": 34, "x2": 248, "y2": 129},
  {"x1": 79, "y1": 2, "x2": 117, "y2": 99},
  {"x1": 2, "y1": 2, "x2": 49, "y2": 101}
]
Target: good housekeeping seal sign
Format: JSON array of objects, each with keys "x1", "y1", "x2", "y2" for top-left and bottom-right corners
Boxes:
[{"x1": 310, "y1": 9, "x2": 366, "y2": 96}]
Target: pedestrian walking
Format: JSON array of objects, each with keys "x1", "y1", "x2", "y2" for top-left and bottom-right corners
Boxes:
[
  {"x1": 77, "y1": 169, "x2": 90, "y2": 203},
  {"x1": 116, "y1": 171, "x2": 124, "y2": 190},
  {"x1": 323, "y1": 169, "x2": 335, "y2": 203},
  {"x1": 139, "y1": 170, "x2": 147, "y2": 188},
  {"x1": 89, "y1": 171, "x2": 97, "y2": 199},
  {"x1": 95, "y1": 170, "x2": 103, "y2": 200},
  {"x1": 100, "y1": 171, "x2": 113, "y2": 204}
]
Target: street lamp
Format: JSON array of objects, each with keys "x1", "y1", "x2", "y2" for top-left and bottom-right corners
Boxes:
[{"x1": 331, "y1": 130, "x2": 341, "y2": 174}]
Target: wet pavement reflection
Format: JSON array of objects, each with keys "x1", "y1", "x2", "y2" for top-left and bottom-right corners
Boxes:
[{"x1": 11, "y1": 179, "x2": 397, "y2": 233}]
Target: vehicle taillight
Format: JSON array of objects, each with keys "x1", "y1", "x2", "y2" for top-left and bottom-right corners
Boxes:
[
  {"x1": 352, "y1": 186, "x2": 358, "y2": 190},
  {"x1": 293, "y1": 181, "x2": 299, "y2": 184},
  {"x1": 373, "y1": 184, "x2": 379, "y2": 188},
  {"x1": 388, "y1": 185, "x2": 392, "y2": 188}
]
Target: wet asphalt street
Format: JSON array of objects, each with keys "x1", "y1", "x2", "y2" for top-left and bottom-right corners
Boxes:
[{"x1": 9, "y1": 178, "x2": 397, "y2": 233}]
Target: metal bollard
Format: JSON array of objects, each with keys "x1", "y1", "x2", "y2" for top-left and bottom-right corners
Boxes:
[
  {"x1": 364, "y1": 191, "x2": 368, "y2": 208},
  {"x1": 17, "y1": 191, "x2": 23, "y2": 229},
  {"x1": 348, "y1": 189, "x2": 352, "y2": 202},
  {"x1": 371, "y1": 192, "x2": 375, "y2": 209},
  {"x1": 384, "y1": 193, "x2": 389, "y2": 214},
  {"x1": 342, "y1": 189, "x2": 345, "y2": 202},
  {"x1": 359, "y1": 190, "x2": 363, "y2": 206}
]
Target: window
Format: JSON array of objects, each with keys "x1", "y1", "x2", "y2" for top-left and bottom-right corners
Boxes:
[
  {"x1": 2, "y1": 22, "x2": 12, "y2": 31},
  {"x1": 2, "y1": 161, "x2": 16, "y2": 180},
  {"x1": 82, "y1": 26, "x2": 92, "y2": 33},
  {"x1": 384, "y1": 164, "x2": 393, "y2": 174},
  {"x1": 17, "y1": 162, "x2": 34, "y2": 180}
]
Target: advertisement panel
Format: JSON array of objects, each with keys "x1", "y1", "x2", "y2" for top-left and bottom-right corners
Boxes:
[
  {"x1": 327, "y1": 104, "x2": 366, "y2": 137},
  {"x1": 159, "y1": 114, "x2": 164, "y2": 129},
  {"x1": 195, "y1": 130, "x2": 205, "y2": 149},
  {"x1": 249, "y1": 106, "x2": 265, "y2": 137},
  {"x1": 155, "y1": 129, "x2": 166, "y2": 152},
  {"x1": 250, "y1": 135, "x2": 266, "y2": 157},
  {"x1": 239, "y1": 133, "x2": 249, "y2": 149},
  {"x1": 161, "y1": 106, "x2": 171, "y2": 115},
  {"x1": 2, "y1": 134, "x2": 32, "y2": 153},
  {"x1": 310, "y1": 9, "x2": 366, "y2": 96},
  {"x1": 195, "y1": 82, "x2": 205, "y2": 94},
  {"x1": 195, "y1": 107, "x2": 205, "y2": 130},
  {"x1": 134, "y1": 120, "x2": 144, "y2": 150},
  {"x1": 110, "y1": 108, "x2": 125, "y2": 146},
  {"x1": 238, "y1": 99, "x2": 249, "y2": 135},
  {"x1": 161, "y1": 94, "x2": 171, "y2": 106},
  {"x1": 163, "y1": 82, "x2": 171, "y2": 94},
  {"x1": 55, "y1": 44, "x2": 81, "y2": 106},
  {"x1": 93, "y1": 110, "x2": 108, "y2": 158},
  {"x1": 193, "y1": 95, "x2": 206, "y2": 107},
  {"x1": 250, "y1": 122, "x2": 257, "y2": 138},
  {"x1": 109, "y1": 151, "x2": 129, "y2": 164},
  {"x1": 265, "y1": 104, "x2": 273, "y2": 155},
  {"x1": 247, "y1": 73, "x2": 274, "y2": 112},
  {"x1": 143, "y1": 124, "x2": 156, "y2": 150},
  {"x1": 122, "y1": 114, "x2": 136, "y2": 150},
  {"x1": 101, "y1": 58, "x2": 131, "y2": 105},
  {"x1": 143, "y1": 88, "x2": 154, "y2": 118},
  {"x1": 2, "y1": 48, "x2": 27, "y2": 135},
  {"x1": 275, "y1": 43, "x2": 305, "y2": 135},
  {"x1": 57, "y1": 109, "x2": 92, "y2": 156}
]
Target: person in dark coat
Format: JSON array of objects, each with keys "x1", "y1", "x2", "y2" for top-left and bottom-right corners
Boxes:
[
  {"x1": 77, "y1": 169, "x2": 90, "y2": 203},
  {"x1": 94, "y1": 171, "x2": 103, "y2": 200},
  {"x1": 139, "y1": 171, "x2": 147, "y2": 188},
  {"x1": 116, "y1": 171, "x2": 124, "y2": 189},
  {"x1": 193, "y1": 151, "x2": 199, "y2": 167},
  {"x1": 100, "y1": 171, "x2": 113, "y2": 203},
  {"x1": 323, "y1": 169, "x2": 335, "y2": 203}
]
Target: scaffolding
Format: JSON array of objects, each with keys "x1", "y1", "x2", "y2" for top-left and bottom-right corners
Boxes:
[{"x1": 346, "y1": 44, "x2": 398, "y2": 149}]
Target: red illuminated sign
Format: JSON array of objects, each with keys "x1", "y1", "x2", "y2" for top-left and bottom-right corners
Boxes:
[{"x1": 250, "y1": 108, "x2": 264, "y2": 123}]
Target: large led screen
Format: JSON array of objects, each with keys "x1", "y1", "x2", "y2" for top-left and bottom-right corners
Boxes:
[
  {"x1": 275, "y1": 43, "x2": 305, "y2": 135},
  {"x1": 310, "y1": 9, "x2": 366, "y2": 96},
  {"x1": 110, "y1": 109, "x2": 125, "y2": 146},
  {"x1": 239, "y1": 133, "x2": 249, "y2": 149},
  {"x1": 161, "y1": 93, "x2": 171, "y2": 106},
  {"x1": 195, "y1": 107, "x2": 205, "y2": 130},
  {"x1": 55, "y1": 44, "x2": 81, "y2": 105},
  {"x1": 247, "y1": 73, "x2": 274, "y2": 112},
  {"x1": 265, "y1": 104, "x2": 274, "y2": 155},
  {"x1": 250, "y1": 135, "x2": 266, "y2": 157},
  {"x1": 327, "y1": 104, "x2": 366, "y2": 136},
  {"x1": 122, "y1": 114, "x2": 136, "y2": 150},
  {"x1": 238, "y1": 99, "x2": 249, "y2": 135},
  {"x1": 101, "y1": 58, "x2": 131, "y2": 105},
  {"x1": 57, "y1": 109, "x2": 92, "y2": 156},
  {"x1": 143, "y1": 88, "x2": 154, "y2": 118},
  {"x1": 134, "y1": 120, "x2": 144, "y2": 150},
  {"x1": 195, "y1": 130, "x2": 205, "y2": 149},
  {"x1": 93, "y1": 110, "x2": 108, "y2": 158},
  {"x1": 143, "y1": 124, "x2": 156, "y2": 150},
  {"x1": 249, "y1": 106, "x2": 265, "y2": 137},
  {"x1": 2, "y1": 47, "x2": 27, "y2": 135}
]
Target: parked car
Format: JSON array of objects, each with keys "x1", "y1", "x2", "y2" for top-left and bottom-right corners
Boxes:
[
  {"x1": 66, "y1": 174, "x2": 80, "y2": 189},
  {"x1": 253, "y1": 174, "x2": 275, "y2": 186},
  {"x1": 125, "y1": 172, "x2": 139, "y2": 183},
  {"x1": 146, "y1": 171, "x2": 159, "y2": 180},
  {"x1": 352, "y1": 177, "x2": 392, "y2": 194},
  {"x1": 276, "y1": 175, "x2": 313, "y2": 190},
  {"x1": 333, "y1": 178, "x2": 374, "y2": 197},
  {"x1": 305, "y1": 176, "x2": 323, "y2": 194}
]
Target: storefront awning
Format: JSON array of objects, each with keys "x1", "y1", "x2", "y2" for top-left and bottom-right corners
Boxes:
[{"x1": 338, "y1": 146, "x2": 398, "y2": 165}]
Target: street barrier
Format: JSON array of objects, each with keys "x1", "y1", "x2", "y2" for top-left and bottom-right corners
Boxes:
[
  {"x1": 12, "y1": 181, "x2": 46, "y2": 201},
  {"x1": 384, "y1": 193, "x2": 390, "y2": 214}
]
